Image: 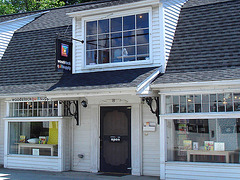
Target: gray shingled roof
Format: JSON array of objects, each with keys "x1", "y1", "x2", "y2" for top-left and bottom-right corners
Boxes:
[
  {"x1": 154, "y1": 0, "x2": 240, "y2": 85},
  {"x1": 0, "y1": 0, "x2": 157, "y2": 96}
]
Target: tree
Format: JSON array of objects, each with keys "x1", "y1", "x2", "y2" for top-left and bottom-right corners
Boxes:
[{"x1": 0, "y1": 0, "x2": 98, "y2": 15}]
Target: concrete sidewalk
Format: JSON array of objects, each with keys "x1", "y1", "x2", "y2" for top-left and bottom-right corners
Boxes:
[{"x1": 0, "y1": 167, "x2": 159, "y2": 180}]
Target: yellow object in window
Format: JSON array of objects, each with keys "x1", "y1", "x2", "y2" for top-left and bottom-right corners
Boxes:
[{"x1": 48, "y1": 122, "x2": 58, "y2": 144}]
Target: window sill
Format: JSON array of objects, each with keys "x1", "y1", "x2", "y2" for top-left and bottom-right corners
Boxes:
[
  {"x1": 80, "y1": 60, "x2": 153, "y2": 72},
  {"x1": 166, "y1": 161, "x2": 240, "y2": 167},
  {"x1": 7, "y1": 154, "x2": 59, "y2": 159}
]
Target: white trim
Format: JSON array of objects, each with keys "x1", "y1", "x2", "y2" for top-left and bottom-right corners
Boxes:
[
  {"x1": 80, "y1": 7, "x2": 153, "y2": 72},
  {"x1": 158, "y1": 2, "x2": 166, "y2": 73},
  {"x1": 67, "y1": 0, "x2": 159, "y2": 17},
  {"x1": 152, "y1": 79, "x2": 240, "y2": 89},
  {"x1": 136, "y1": 67, "x2": 161, "y2": 97},
  {"x1": 3, "y1": 116, "x2": 69, "y2": 122},
  {"x1": 161, "y1": 112, "x2": 240, "y2": 119},
  {"x1": 72, "y1": 17, "x2": 76, "y2": 73},
  {"x1": 160, "y1": 94, "x2": 166, "y2": 180}
]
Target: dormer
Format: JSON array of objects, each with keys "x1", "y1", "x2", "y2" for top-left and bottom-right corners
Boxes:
[{"x1": 67, "y1": 0, "x2": 187, "y2": 73}]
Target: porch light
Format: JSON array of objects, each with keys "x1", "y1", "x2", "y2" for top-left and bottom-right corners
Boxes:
[{"x1": 81, "y1": 100, "x2": 87, "y2": 108}]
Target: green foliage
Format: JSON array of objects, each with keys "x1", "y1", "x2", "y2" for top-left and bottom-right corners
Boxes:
[{"x1": 0, "y1": 0, "x2": 97, "y2": 15}]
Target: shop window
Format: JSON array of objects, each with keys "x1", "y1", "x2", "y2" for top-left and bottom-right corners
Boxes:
[
  {"x1": 9, "y1": 101, "x2": 58, "y2": 117},
  {"x1": 9, "y1": 121, "x2": 58, "y2": 156},
  {"x1": 85, "y1": 13, "x2": 149, "y2": 66},
  {"x1": 167, "y1": 119, "x2": 240, "y2": 164},
  {"x1": 165, "y1": 92, "x2": 239, "y2": 114}
]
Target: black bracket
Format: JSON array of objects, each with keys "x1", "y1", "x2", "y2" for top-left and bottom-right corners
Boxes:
[
  {"x1": 144, "y1": 97, "x2": 160, "y2": 124},
  {"x1": 61, "y1": 100, "x2": 79, "y2": 125}
]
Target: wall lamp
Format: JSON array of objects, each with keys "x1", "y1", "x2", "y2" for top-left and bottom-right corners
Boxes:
[{"x1": 81, "y1": 100, "x2": 87, "y2": 108}]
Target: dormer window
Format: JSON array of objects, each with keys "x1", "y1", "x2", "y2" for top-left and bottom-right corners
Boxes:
[{"x1": 85, "y1": 13, "x2": 149, "y2": 66}]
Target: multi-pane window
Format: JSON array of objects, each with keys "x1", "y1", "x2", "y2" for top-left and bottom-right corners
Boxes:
[
  {"x1": 86, "y1": 13, "x2": 149, "y2": 65},
  {"x1": 9, "y1": 101, "x2": 59, "y2": 117},
  {"x1": 166, "y1": 93, "x2": 240, "y2": 114}
]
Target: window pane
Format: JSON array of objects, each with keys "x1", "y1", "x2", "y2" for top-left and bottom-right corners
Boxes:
[
  {"x1": 180, "y1": 96, "x2": 186, "y2": 113},
  {"x1": 187, "y1": 95, "x2": 194, "y2": 113},
  {"x1": 98, "y1": 34, "x2": 109, "y2": 49},
  {"x1": 210, "y1": 94, "x2": 217, "y2": 112},
  {"x1": 98, "y1": 19, "x2": 109, "y2": 34},
  {"x1": 123, "y1": 31, "x2": 135, "y2": 46},
  {"x1": 86, "y1": 21, "x2": 97, "y2": 35},
  {"x1": 137, "y1": 29, "x2": 149, "y2": 44},
  {"x1": 111, "y1": 17, "x2": 122, "y2": 32},
  {"x1": 123, "y1": 15, "x2": 135, "y2": 30},
  {"x1": 218, "y1": 93, "x2": 225, "y2": 112},
  {"x1": 86, "y1": 50, "x2": 97, "y2": 65},
  {"x1": 123, "y1": 46, "x2": 135, "y2": 62},
  {"x1": 234, "y1": 93, "x2": 240, "y2": 111},
  {"x1": 167, "y1": 119, "x2": 240, "y2": 163},
  {"x1": 86, "y1": 36, "x2": 97, "y2": 50},
  {"x1": 195, "y1": 95, "x2": 201, "y2": 113},
  {"x1": 98, "y1": 49, "x2": 109, "y2": 64},
  {"x1": 9, "y1": 121, "x2": 58, "y2": 156},
  {"x1": 225, "y1": 93, "x2": 233, "y2": 112},
  {"x1": 202, "y1": 94, "x2": 209, "y2": 112},
  {"x1": 173, "y1": 96, "x2": 179, "y2": 113},
  {"x1": 136, "y1": 13, "x2": 149, "y2": 29},
  {"x1": 166, "y1": 96, "x2": 173, "y2": 114},
  {"x1": 111, "y1": 32, "x2": 122, "y2": 47},
  {"x1": 111, "y1": 48, "x2": 122, "y2": 63},
  {"x1": 137, "y1": 45, "x2": 149, "y2": 55}
]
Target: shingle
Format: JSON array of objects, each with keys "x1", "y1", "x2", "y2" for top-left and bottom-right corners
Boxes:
[{"x1": 154, "y1": 0, "x2": 240, "y2": 85}]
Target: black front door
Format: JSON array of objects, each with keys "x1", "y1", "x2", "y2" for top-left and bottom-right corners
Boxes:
[{"x1": 100, "y1": 106, "x2": 131, "y2": 173}]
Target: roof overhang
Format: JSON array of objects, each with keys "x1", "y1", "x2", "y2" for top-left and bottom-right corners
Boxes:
[{"x1": 151, "y1": 79, "x2": 240, "y2": 95}]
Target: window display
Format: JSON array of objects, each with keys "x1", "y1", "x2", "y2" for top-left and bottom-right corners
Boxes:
[
  {"x1": 9, "y1": 121, "x2": 58, "y2": 156},
  {"x1": 167, "y1": 119, "x2": 240, "y2": 163}
]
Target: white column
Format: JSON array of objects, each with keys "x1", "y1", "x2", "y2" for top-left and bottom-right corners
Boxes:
[
  {"x1": 90, "y1": 104, "x2": 99, "y2": 173},
  {"x1": 131, "y1": 104, "x2": 142, "y2": 176},
  {"x1": 160, "y1": 94, "x2": 166, "y2": 180}
]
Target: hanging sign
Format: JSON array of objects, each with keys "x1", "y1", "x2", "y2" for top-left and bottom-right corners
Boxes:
[{"x1": 56, "y1": 39, "x2": 72, "y2": 73}]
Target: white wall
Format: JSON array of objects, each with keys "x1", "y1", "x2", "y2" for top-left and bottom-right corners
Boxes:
[
  {"x1": 72, "y1": 104, "x2": 91, "y2": 171},
  {"x1": 0, "y1": 13, "x2": 44, "y2": 60},
  {"x1": 142, "y1": 103, "x2": 160, "y2": 176}
]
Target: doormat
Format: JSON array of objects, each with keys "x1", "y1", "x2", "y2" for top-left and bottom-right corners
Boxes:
[{"x1": 97, "y1": 172, "x2": 128, "y2": 177}]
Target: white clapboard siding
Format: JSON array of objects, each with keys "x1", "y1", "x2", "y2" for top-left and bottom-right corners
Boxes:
[
  {"x1": 163, "y1": 0, "x2": 187, "y2": 62},
  {"x1": 6, "y1": 156, "x2": 60, "y2": 171},
  {"x1": 152, "y1": 6, "x2": 161, "y2": 64},
  {"x1": 72, "y1": 106, "x2": 91, "y2": 171},
  {"x1": 0, "y1": 100, "x2": 5, "y2": 165},
  {"x1": 62, "y1": 118, "x2": 72, "y2": 171},
  {"x1": 142, "y1": 104, "x2": 160, "y2": 176},
  {"x1": 0, "y1": 12, "x2": 45, "y2": 60},
  {"x1": 166, "y1": 162, "x2": 240, "y2": 180}
]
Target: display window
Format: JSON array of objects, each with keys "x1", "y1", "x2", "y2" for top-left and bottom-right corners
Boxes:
[
  {"x1": 167, "y1": 118, "x2": 240, "y2": 163},
  {"x1": 9, "y1": 121, "x2": 58, "y2": 156}
]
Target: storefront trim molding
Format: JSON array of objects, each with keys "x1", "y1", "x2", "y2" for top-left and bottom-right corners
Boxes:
[{"x1": 161, "y1": 112, "x2": 240, "y2": 119}]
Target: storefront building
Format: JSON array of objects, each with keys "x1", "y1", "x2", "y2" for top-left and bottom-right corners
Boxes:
[{"x1": 0, "y1": 0, "x2": 239, "y2": 179}]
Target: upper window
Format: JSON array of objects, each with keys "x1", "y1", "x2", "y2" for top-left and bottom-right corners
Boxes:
[{"x1": 85, "y1": 13, "x2": 149, "y2": 66}]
